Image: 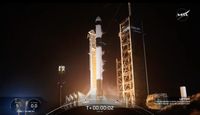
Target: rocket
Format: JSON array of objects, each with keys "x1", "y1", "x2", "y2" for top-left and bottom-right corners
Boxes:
[
  {"x1": 87, "y1": 16, "x2": 104, "y2": 99},
  {"x1": 95, "y1": 16, "x2": 104, "y2": 98}
]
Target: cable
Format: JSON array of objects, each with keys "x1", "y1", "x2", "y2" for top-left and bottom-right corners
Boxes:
[{"x1": 105, "y1": 3, "x2": 122, "y2": 33}]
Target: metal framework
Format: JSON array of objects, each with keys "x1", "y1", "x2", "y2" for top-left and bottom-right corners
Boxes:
[
  {"x1": 116, "y1": 59, "x2": 122, "y2": 99},
  {"x1": 117, "y1": 16, "x2": 136, "y2": 107}
]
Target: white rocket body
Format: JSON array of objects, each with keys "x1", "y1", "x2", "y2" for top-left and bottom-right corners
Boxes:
[
  {"x1": 95, "y1": 16, "x2": 104, "y2": 97},
  {"x1": 95, "y1": 17, "x2": 103, "y2": 39}
]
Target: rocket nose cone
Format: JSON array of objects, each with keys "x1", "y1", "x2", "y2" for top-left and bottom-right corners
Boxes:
[{"x1": 96, "y1": 16, "x2": 101, "y2": 22}]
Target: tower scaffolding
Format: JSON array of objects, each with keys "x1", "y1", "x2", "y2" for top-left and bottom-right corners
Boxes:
[
  {"x1": 117, "y1": 16, "x2": 136, "y2": 107},
  {"x1": 116, "y1": 59, "x2": 122, "y2": 100}
]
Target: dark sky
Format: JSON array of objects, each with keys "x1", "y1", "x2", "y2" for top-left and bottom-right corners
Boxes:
[{"x1": 0, "y1": 2, "x2": 199, "y2": 111}]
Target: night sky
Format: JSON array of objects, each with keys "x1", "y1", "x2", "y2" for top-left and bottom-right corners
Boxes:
[{"x1": 0, "y1": 2, "x2": 199, "y2": 112}]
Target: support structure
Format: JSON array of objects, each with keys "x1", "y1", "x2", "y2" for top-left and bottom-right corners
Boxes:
[
  {"x1": 118, "y1": 16, "x2": 136, "y2": 107},
  {"x1": 116, "y1": 59, "x2": 122, "y2": 100},
  {"x1": 117, "y1": 2, "x2": 150, "y2": 107}
]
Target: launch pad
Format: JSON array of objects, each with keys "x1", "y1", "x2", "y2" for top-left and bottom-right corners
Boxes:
[
  {"x1": 47, "y1": 3, "x2": 151, "y2": 115},
  {"x1": 46, "y1": 16, "x2": 124, "y2": 115}
]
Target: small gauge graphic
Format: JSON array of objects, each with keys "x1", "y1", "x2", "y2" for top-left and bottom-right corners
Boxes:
[
  {"x1": 27, "y1": 99, "x2": 41, "y2": 112},
  {"x1": 10, "y1": 98, "x2": 25, "y2": 112}
]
